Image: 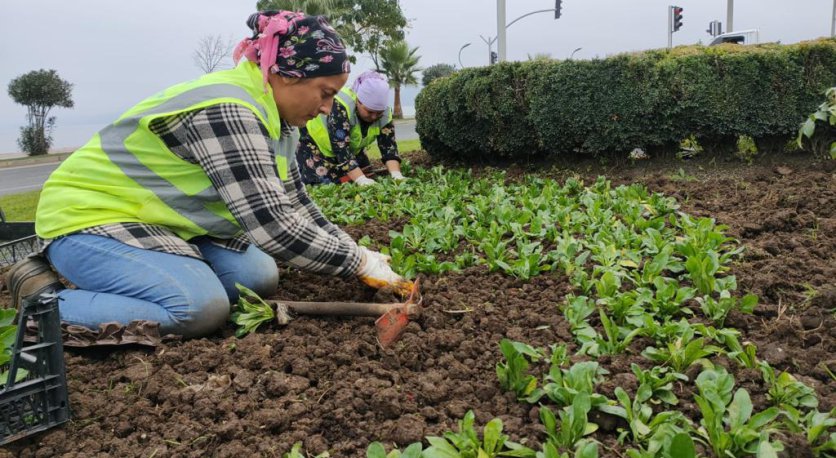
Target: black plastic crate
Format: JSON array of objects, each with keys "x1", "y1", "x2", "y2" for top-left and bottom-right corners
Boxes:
[
  {"x1": 0, "y1": 288, "x2": 70, "y2": 445},
  {"x1": 0, "y1": 220, "x2": 38, "y2": 268}
]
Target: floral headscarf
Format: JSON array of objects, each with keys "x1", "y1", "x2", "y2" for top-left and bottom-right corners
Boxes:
[{"x1": 233, "y1": 10, "x2": 350, "y2": 87}]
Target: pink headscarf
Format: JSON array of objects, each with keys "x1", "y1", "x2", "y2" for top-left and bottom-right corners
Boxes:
[
  {"x1": 233, "y1": 11, "x2": 349, "y2": 89},
  {"x1": 351, "y1": 71, "x2": 389, "y2": 111}
]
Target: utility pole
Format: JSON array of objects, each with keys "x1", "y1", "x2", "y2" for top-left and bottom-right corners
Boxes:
[
  {"x1": 832, "y1": 0, "x2": 835, "y2": 37},
  {"x1": 497, "y1": 0, "x2": 507, "y2": 62},
  {"x1": 727, "y1": 0, "x2": 734, "y2": 34}
]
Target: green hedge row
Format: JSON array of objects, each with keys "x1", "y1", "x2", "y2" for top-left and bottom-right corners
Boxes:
[{"x1": 415, "y1": 38, "x2": 836, "y2": 158}]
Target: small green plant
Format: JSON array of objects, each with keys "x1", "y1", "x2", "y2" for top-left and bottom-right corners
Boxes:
[
  {"x1": 539, "y1": 393, "x2": 599, "y2": 454},
  {"x1": 367, "y1": 441, "x2": 424, "y2": 458},
  {"x1": 423, "y1": 410, "x2": 536, "y2": 458},
  {"x1": 231, "y1": 283, "x2": 274, "y2": 337},
  {"x1": 797, "y1": 87, "x2": 836, "y2": 159},
  {"x1": 697, "y1": 291, "x2": 757, "y2": 327},
  {"x1": 283, "y1": 442, "x2": 330, "y2": 458},
  {"x1": 780, "y1": 407, "x2": 836, "y2": 454},
  {"x1": 759, "y1": 362, "x2": 818, "y2": 410},
  {"x1": 601, "y1": 386, "x2": 691, "y2": 453},
  {"x1": 0, "y1": 308, "x2": 27, "y2": 387},
  {"x1": 693, "y1": 368, "x2": 783, "y2": 458},
  {"x1": 642, "y1": 331, "x2": 720, "y2": 373},
  {"x1": 539, "y1": 362, "x2": 609, "y2": 408},
  {"x1": 497, "y1": 339, "x2": 544, "y2": 401},
  {"x1": 592, "y1": 310, "x2": 642, "y2": 356},
  {"x1": 630, "y1": 364, "x2": 687, "y2": 406}
]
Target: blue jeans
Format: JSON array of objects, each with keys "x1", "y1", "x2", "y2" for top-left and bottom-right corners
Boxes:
[{"x1": 46, "y1": 234, "x2": 279, "y2": 338}]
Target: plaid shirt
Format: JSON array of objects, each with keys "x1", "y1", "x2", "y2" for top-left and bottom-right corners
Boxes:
[{"x1": 69, "y1": 103, "x2": 361, "y2": 278}]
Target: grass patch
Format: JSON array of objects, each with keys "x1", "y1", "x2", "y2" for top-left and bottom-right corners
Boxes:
[
  {"x1": 365, "y1": 138, "x2": 422, "y2": 160},
  {"x1": 0, "y1": 140, "x2": 423, "y2": 222},
  {"x1": 0, "y1": 190, "x2": 40, "y2": 221}
]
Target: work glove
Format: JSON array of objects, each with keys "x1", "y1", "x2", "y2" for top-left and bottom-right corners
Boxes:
[
  {"x1": 359, "y1": 246, "x2": 392, "y2": 265},
  {"x1": 357, "y1": 247, "x2": 413, "y2": 296},
  {"x1": 354, "y1": 175, "x2": 375, "y2": 186},
  {"x1": 389, "y1": 170, "x2": 406, "y2": 181}
]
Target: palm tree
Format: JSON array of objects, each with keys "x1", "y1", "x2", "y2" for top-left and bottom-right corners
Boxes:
[
  {"x1": 379, "y1": 40, "x2": 421, "y2": 119},
  {"x1": 257, "y1": 0, "x2": 343, "y2": 16}
]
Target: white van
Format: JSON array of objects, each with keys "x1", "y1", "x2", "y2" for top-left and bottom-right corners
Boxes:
[{"x1": 709, "y1": 29, "x2": 760, "y2": 46}]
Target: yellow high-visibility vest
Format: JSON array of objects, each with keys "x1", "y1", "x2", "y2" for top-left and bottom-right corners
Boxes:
[{"x1": 36, "y1": 61, "x2": 296, "y2": 241}]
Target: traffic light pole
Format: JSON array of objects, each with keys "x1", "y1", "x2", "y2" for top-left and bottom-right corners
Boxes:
[{"x1": 668, "y1": 6, "x2": 673, "y2": 49}]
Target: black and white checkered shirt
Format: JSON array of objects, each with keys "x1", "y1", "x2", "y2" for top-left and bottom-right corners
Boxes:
[{"x1": 71, "y1": 103, "x2": 361, "y2": 278}]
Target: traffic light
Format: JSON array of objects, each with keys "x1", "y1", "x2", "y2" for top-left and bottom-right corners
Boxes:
[
  {"x1": 490, "y1": 51, "x2": 498, "y2": 65},
  {"x1": 555, "y1": 0, "x2": 562, "y2": 19},
  {"x1": 672, "y1": 6, "x2": 684, "y2": 32}
]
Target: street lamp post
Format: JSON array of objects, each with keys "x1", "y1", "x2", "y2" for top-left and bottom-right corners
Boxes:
[
  {"x1": 495, "y1": 2, "x2": 562, "y2": 62},
  {"x1": 458, "y1": 43, "x2": 472, "y2": 68},
  {"x1": 727, "y1": 0, "x2": 734, "y2": 33},
  {"x1": 569, "y1": 47, "x2": 582, "y2": 59}
]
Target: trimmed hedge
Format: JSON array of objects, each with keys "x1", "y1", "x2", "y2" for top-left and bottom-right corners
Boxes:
[{"x1": 415, "y1": 38, "x2": 836, "y2": 159}]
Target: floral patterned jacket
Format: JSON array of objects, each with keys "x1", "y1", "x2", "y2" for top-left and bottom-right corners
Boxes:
[{"x1": 296, "y1": 101, "x2": 400, "y2": 184}]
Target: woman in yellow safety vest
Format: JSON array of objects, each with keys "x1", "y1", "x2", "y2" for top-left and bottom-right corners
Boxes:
[
  {"x1": 296, "y1": 71, "x2": 405, "y2": 185},
  {"x1": 4, "y1": 11, "x2": 411, "y2": 340}
]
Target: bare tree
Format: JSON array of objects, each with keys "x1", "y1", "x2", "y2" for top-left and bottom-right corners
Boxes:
[{"x1": 193, "y1": 35, "x2": 235, "y2": 74}]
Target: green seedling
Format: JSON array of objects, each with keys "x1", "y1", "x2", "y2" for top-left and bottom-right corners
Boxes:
[
  {"x1": 231, "y1": 283, "x2": 274, "y2": 337},
  {"x1": 697, "y1": 290, "x2": 757, "y2": 327},
  {"x1": 497, "y1": 339, "x2": 544, "y2": 401},
  {"x1": 367, "y1": 442, "x2": 423, "y2": 458},
  {"x1": 283, "y1": 442, "x2": 330, "y2": 458},
  {"x1": 693, "y1": 368, "x2": 783, "y2": 458},
  {"x1": 423, "y1": 410, "x2": 536, "y2": 458},
  {"x1": 759, "y1": 362, "x2": 818, "y2": 410},
  {"x1": 539, "y1": 393, "x2": 599, "y2": 454},
  {"x1": 642, "y1": 328, "x2": 720, "y2": 373},
  {"x1": 600, "y1": 386, "x2": 691, "y2": 454},
  {"x1": 630, "y1": 364, "x2": 687, "y2": 406},
  {"x1": 593, "y1": 310, "x2": 642, "y2": 356},
  {"x1": 540, "y1": 361, "x2": 609, "y2": 409}
]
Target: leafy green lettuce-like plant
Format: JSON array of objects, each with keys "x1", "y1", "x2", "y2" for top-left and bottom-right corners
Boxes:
[
  {"x1": 539, "y1": 362, "x2": 610, "y2": 409},
  {"x1": 697, "y1": 290, "x2": 757, "y2": 327},
  {"x1": 231, "y1": 283, "x2": 275, "y2": 337},
  {"x1": 630, "y1": 364, "x2": 687, "y2": 406},
  {"x1": 0, "y1": 308, "x2": 26, "y2": 387},
  {"x1": 779, "y1": 407, "x2": 836, "y2": 454},
  {"x1": 497, "y1": 339, "x2": 544, "y2": 401},
  {"x1": 797, "y1": 86, "x2": 836, "y2": 159},
  {"x1": 283, "y1": 442, "x2": 330, "y2": 458},
  {"x1": 601, "y1": 386, "x2": 691, "y2": 454},
  {"x1": 625, "y1": 433, "x2": 697, "y2": 458},
  {"x1": 759, "y1": 362, "x2": 818, "y2": 410},
  {"x1": 693, "y1": 368, "x2": 783, "y2": 458},
  {"x1": 539, "y1": 393, "x2": 599, "y2": 455},
  {"x1": 423, "y1": 410, "x2": 536, "y2": 458},
  {"x1": 591, "y1": 310, "x2": 642, "y2": 356},
  {"x1": 641, "y1": 328, "x2": 720, "y2": 373},
  {"x1": 367, "y1": 442, "x2": 424, "y2": 458}
]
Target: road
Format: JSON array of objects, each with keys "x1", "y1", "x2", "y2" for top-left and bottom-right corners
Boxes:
[
  {"x1": 0, "y1": 119, "x2": 417, "y2": 197},
  {"x1": 0, "y1": 163, "x2": 59, "y2": 196}
]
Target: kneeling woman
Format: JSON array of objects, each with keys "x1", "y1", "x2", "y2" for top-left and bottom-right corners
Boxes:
[
  {"x1": 7, "y1": 11, "x2": 409, "y2": 339},
  {"x1": 296, "y1": 71, "x2": 405, "y2": 185}
]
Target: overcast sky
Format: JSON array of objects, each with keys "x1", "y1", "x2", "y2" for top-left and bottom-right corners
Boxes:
[{"x1": 0, "y1": 0, "x2": 832, "y2": 154}]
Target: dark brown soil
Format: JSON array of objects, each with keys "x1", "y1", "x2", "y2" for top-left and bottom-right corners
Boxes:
[{"x1": 1, "y1": 152, "x2": 833, "y2": 457}]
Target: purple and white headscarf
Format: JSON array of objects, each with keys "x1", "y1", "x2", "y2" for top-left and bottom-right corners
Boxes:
[
  {"x1": 233, "y1": 11, "x2": 350, "y2": 87},
  {"x1": 351, "y1": 71, "x2": 389, "y2": 111}
]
